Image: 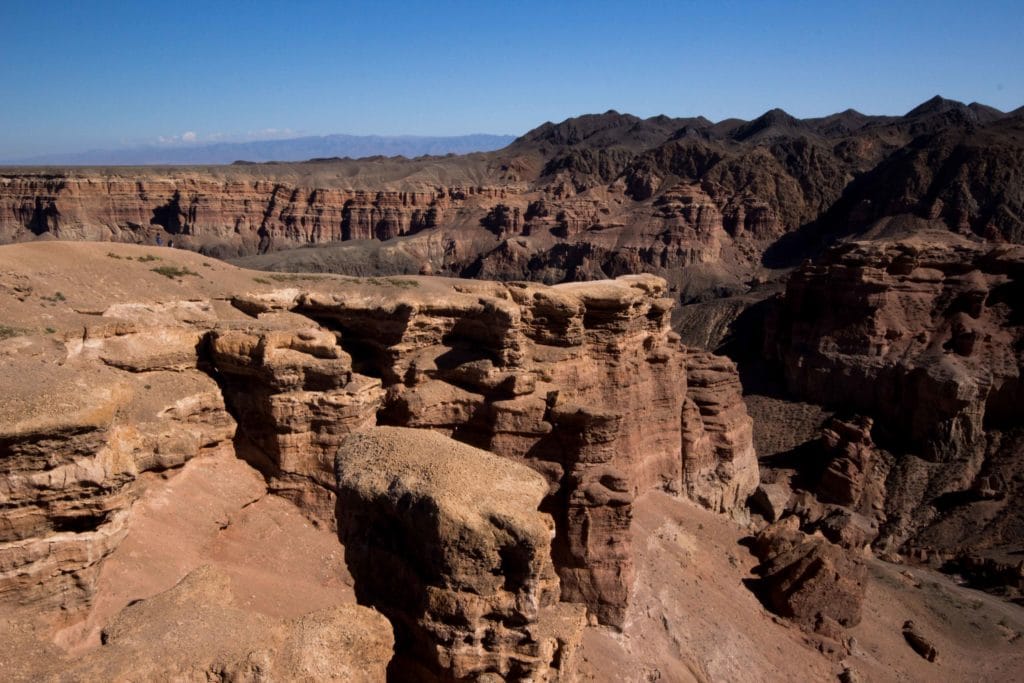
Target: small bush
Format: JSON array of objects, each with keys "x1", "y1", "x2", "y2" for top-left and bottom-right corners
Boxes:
[
  {"x1": 364, "y1": 277, "x2": 419, "y2": 289},
  {"x1": 0, "y1": 325, "x2": 24, "y2": 340},
  {"x1": 151, "y1": 266, "x2": 200, "y2": 279},
  {"x1": 136, "y1": 254, "x2": 161, "y2": 263},
  {"x1": 253, "y1": 277, "x2": 271, "y2": 285},
  {"x1": 267, "y1": 273, "x2": 330, "y2": 282}
]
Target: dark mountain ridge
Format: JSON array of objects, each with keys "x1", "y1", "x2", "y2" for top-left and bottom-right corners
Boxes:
[{"x1": 506, "y1": 96, "x2": 1023, "y2": 251}]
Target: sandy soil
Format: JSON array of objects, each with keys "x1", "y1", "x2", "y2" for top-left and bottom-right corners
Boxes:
[{"x1": 577, "y1": 491, "x2": 1024, "y2": 682}]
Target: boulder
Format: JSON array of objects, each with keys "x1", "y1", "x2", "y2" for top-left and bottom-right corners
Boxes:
[
  {"x1": 750, "y1": 481, "x2": 793, "y2": 523},
  {"x1": 335, "y1": 427, "x2": 584, "y2": 682},
  {"x1": 751, "y1": 517, "x2": 868, "y2": 631}
]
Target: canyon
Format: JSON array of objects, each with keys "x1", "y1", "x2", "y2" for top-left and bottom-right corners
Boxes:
[
  {"x1": 0, "y1": 243, "x2": 760, "y2": 680},
  {"x1": 1, "y1": 96, "x2": 1023, "y2": 681}
]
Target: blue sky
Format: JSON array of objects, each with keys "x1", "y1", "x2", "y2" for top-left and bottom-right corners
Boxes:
[{"x1": 1, "y1": 0, "x2": 1022, "y2": 157}]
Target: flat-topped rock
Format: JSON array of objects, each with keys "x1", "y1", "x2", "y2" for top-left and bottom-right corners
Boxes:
[{"x1": 336, "y1": 427, "x2": 583, "y2": 682}]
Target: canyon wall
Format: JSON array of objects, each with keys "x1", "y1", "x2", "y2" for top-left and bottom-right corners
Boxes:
[
  {"x1": 764, "y1": 234, "x2": 1024, "y2": 584},
  {"x1": 0, "y1": 175, "x2": 518, "y2": 256},
  {"x1": 0, "y1": 244, "x2": 757, "y2": 679},
  {"x1": 214, "y1": 272, "x2": 758, "y2": 627},
  {"x1": 0, "y1": 173, "x2": 735, "y2": 294},
  {"x1": 3, "y1": 101, "x2": 1022, "y2": 299},
  {"x1": 0, "y1": 313, "x2": 236, "y2": 612}
]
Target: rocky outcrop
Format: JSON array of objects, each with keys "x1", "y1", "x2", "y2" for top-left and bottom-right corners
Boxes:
[
  {"x1": 216, "y1": 272, "x2": 757, "y2": 626},
  {"x1": 751, "y1": 517, "x2": 868, "y2": 638},
  {"x1": 765, "y1": 234, "x2": 1024, "y2": 586},
  {"x1": 817, "y1": 416, "x2": 881, "y2": 508},
  {"x1": 768, "y1": 235, "x2": 1023, "y2": 463},
  {"x1": 336, "y1": 427, "x2": 585, "y2": 682},
  {"x1": 208, "y1": 315, "x2": 383, "y2": 524},
  {"x1": 221, "y1": 273, "x2": 757, "y2": 626},
  {"x1": 0, "y1": 321, "x2": 235, "y2": 614},
  {"x1": 0, "y1": 243, "x2": 756, "y2": 654},
  {"x1": 0, "y1": 175, "x2": 512, "y2": 256},
  {"x1": 681, "y1": 349, "x2": 759, "y2": 514}
]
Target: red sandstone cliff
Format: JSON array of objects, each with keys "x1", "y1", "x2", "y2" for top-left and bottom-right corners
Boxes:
[{"x1": 0, "y1": 243, "x2": 757, "y2": 678}]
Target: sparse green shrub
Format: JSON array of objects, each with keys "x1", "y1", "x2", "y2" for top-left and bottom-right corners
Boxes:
[
  {"x1": 364, "y1": 277, "x2": 419, "y2": 289},
  {"x1": 151, "y1": 266, "x2": 200, "y2": 279},
  {"x1": 268, "y1": 273, "x2": 327, "y2": 282},
  {"x1": 0, "y1": 325, "x2": 24, "y2": 340}
]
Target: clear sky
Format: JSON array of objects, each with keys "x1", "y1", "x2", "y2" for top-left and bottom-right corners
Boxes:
[{"x1": 1, "y1": 0, "x2": 1022, "y2": 157}]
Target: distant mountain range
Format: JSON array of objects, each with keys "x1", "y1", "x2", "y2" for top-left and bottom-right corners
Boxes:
[{"x1": 3, "y1": 133, "x2": 518, "y2": 166}]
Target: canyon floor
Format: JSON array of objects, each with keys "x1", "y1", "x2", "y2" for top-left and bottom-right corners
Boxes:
[{"x1": 1, "y1": 242, "x2": 1022, "y2": 681}]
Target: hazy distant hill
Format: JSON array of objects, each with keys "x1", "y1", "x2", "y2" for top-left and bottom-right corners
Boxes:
[{"x1": 4, "y1": 133, "x2": 517, "y2": 165}]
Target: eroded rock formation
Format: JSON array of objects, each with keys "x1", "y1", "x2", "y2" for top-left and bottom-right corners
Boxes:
[
  {"x1": 219, "y1": 272, "x2": 758, "y2": 626},
  {"x1": 0, "y1": 320, "x2": 235, "y2": 613},
  {"x1": 208, "y1": 315, "x2": 383, "y2": 523},
  {"x1": 765, "y1": 234, "x2": 1024, "y2": 590},
  {"x1": 681, "y1": 349, "x2": 759, "y2": 515},
  {"x1": 0, "y1": 243, "x2": 757, "y2": 676},
  {"x1": 0, "y1": 175, "x2": 513, "y2": 256},
  {"x1": 768, "y1": 235, "x2": 1024, "y2": 463},
  {"x1": 336, "y1": 427, "x2": 584, "y2": 682},
  {"x1": 751, "y1": 517, "x2": 868, "y2": 645}
]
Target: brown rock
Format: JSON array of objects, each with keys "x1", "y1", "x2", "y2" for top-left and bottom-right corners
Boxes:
[
  {"x1": 681, "y1": 349, "x2": 760, "y2": 515},
  {"x1": 768, "y1": 236, "x2": 1023, "y2": 464},
  {"x1": 223, "y1": 273, "x2": 756, "y2": 627},
  {"x1": 209, "y1": 318, "x2": 383, "y2": 523},
  {"x1": 817, "y1": 509, "x2": 878, "y2": 551},
  {"x1": 0, "y1": 244, "x2": 757, "y2": 640},
  {"x1": 818, "y1": 416, "x2": 877, "y2": 507},
  {"x1": 335, "y1": 427, "x2": 584, "y2": 682},
  {"x1": 902, "y1": 620, "x2": 938, "y2": 662},
  {"x1": 0, "y1": 337, "x2": 235, "y2": 614},
  {"x1": 767, "y1": 235, "x2": 1024, "y2": 578},
  {"x1": 751, "y1": 481, "x2": 793, "y2": 522},
  {"x1": 751, "y1": 517, "x2": 868, "y2": 630}
]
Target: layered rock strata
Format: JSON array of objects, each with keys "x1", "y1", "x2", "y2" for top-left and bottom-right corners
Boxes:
[
  {"x1": 0, "y1": 176, "x2": 512, "y2": 255},
  {"x1": 0, "y1": 321, "x2": 235, "y2": 614},
  {"x1": 336, "y1": 427, "x2": 584, "y2": 682},
  {"x1": 765, "y1": 235, "x2": 1024, "y2": 583},
  {"x1": 751, "y1": 516, "x2": 868, "y2": 644},
  {"x1": 817, "y1": 415, "x2": 882, "y2": 509},
  {"x1": 681, "y1": 349, "x2": 759, "y2": 514},
  {"x1": 221, "y1": 273, "x2": 758, "y2": 626},
  {"x1": 767, "y1": 235, "x2": 1023, "y2": 463},
  {"x1": 0, "y1": 243, "x2": 757, "y2": 647},
  {"x1": 208, "y1": 313, "x2": 383, "y2": 523}
]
